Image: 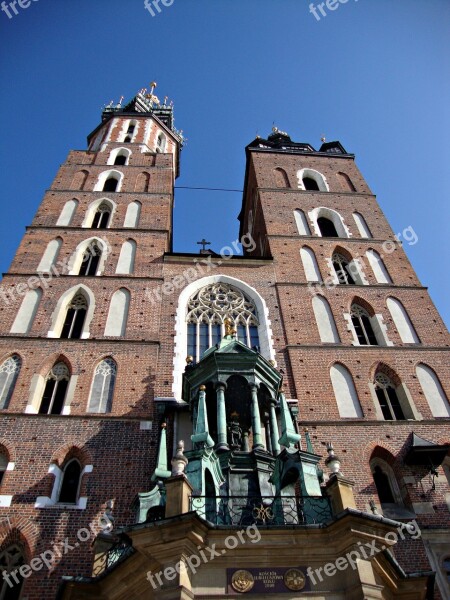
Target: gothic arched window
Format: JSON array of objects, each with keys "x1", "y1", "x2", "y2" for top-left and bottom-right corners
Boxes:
[
  {"x1": 0, "y1": 545, "x2": 26, "y2": 599},
  {"x1": 351, "y1": 304, "x2": 378, "y2": 345},
  {"x1": 318, "y1": 217, "x2": 339, "y2": 237},
  {"x1": 58, "y1": 459, "x2": 81, "y2": 504},
  {"x1": 332, "y1": 252, "x2": 355, "y2": 284},
  {"x1": 78, "y1": 243, "x2": 102, "y2": 276},
  {"x1": 374, "y1": 373, "x2": 405, "y2": 421},
  {"x1": 39, "y1": 362, "x2": 70, "y2": 415},
  {"x1": 371, "y1": 463, "x2": 396, "y2": 504},
  {"x1": 0, "y1": 452, "x2": 8, "y2": 485},
  {"x1": 61, "y1": 292, "x2": 88, "y2": 339},
  {"x1": 303, "y1": 176, "x2": 320, "y2": 191},
  {"x1": 91, "y1": 202, "x2": 112, "y2": 229},
  {"x1": 103, "y1": 177, "x2": 119, "y2": 193},
  {"x1": 186, "y1": 283, "x2": 260, "y2": 361},
  {"x1": 87, "y1": 358, "x2": 117, "y2": 413},
  {"x1": 0, "y1": 355, "x2": 21, "y2": 409}
]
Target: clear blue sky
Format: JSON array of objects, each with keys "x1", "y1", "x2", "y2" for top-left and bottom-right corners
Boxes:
[{"x1": 0, "y1": 0, "x2": 449, "y2": 327}]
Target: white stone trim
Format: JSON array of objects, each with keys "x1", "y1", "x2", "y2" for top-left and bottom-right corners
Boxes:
[
  {"x1": 297, "y1": 168, "x2": 329, "y2": 192},
  {"x1": 172, "y1": 275, "x2": 276, "y2": 401},
  {"x1": 47, "y1": 283, "x2": 96, "y2": 339},
  {"x1": 309, "y1": 206, "x2": 351, "y2": 238},
  {"x1": 0, "y1": 495, "x2": 13, "y2": 508},
  {"x1": 35, "y1": 463, "x2": 92, "y2": 510},
  {"x1": 93, "y1": 170, "x2": 124, "y2": 193},
  {"x1": 107, "y1": 147, "x2": 131, "y2": 166},
  {"x1": 67, "y1": 237, "x2": 110, "y2": 276},
  {"x1": 140, "y1": 421, "x2": 153, "y2": 431},
  {"x1": 6, "y1": 462, "x2": 14, "y2": 471},
  {"x1": 82, "y1": 197, "x2": 117, "y2": 229}
]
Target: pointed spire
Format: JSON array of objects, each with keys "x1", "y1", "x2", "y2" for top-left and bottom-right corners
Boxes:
[
  {"x1": 191, "y1": 385, "x2": 214, "y2": 448},
  {"x1": 151, "y1": 423, "x2": 172, "y2": 481},
  {"x1": 278, "y1": 392, "x2": 301, "y2": 449}
]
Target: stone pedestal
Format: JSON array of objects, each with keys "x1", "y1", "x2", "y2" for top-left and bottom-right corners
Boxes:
[
  {"x1": 326, "y1": 473, "x2": 357, "y2": 514},
  {"x1": 165, "y1": 474, "x2": 194, "y2": 518}
]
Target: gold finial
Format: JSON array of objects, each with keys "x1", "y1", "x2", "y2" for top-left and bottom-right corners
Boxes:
[
  {"x1": 224, "y1": 317, "x2": 236, "y2": 337},
  {"x1": 321, "y1": 135, "x2": 326, "y2": 142},
  {"x1": 199, "y1": 384, "x2": 206, "y2": 391},
  {"x1": 150, "y1": 81, "x2": 157, "y2": 90},
  {"x1": 161, "y1": 422, "x2": 167, "y2": 429},
  {"x1": 186, "y1": 355, "x2": 194, "y2": 365}
]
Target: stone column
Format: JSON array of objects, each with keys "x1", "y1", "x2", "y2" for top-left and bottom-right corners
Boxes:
[
  {"x1": 269, "y1": 402, "x2": 281, "y2": 456},
  {"x1": 264, "y1": 414, "x2": 272, "y2": 454},
  {"x1": 215, "y1": 382, "x2": 229, "y2": 451},
  {"x1": 249, "y1": 384, "x2": 264, "y2": 449}
]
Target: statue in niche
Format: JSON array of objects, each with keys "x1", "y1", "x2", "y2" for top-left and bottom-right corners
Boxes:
[{"x1": 228, "y1": 412, "x2": 243, "y2": 450}]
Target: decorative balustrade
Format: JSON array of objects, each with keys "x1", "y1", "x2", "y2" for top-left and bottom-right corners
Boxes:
[{"x1": 190, "y1": 495, "x2": 332, "y2": 527}]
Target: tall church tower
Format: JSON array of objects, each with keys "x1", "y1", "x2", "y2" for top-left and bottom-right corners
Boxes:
[
  {"x1": 0, "y1": 85, "x2": 185, "y2": 599},
  {"x1": 0, "y1": 94, "x2": 449, "y2": 600}
]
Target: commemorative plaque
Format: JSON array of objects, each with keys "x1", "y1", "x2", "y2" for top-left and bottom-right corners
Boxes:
[{"x1": 227, "y1": 567, "x2": 309, "y2": 594}]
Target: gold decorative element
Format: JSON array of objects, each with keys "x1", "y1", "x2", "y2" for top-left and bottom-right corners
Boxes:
[
  {"x1": 321, "y1": 135, "x2": 326, "y2": 142},
  {"x1": 161, "y1": 422, "x2": 167, "y2": 429},
  {"x1": 199, "y1": 385, "x2": 206, "y2": 391},
  {"x1": 186, "y1": 355, "x2": 194, "y2": 365},
  {"x1": 231, "y1": 570, "x2": 254, "y2": 593},
  {"x1": 252, "y1": 504, "x2": 274, "y2": 523},
  {"x1": 284, "y1": 568, "x2": 306, "y2": 591},
  {"x1": 224, "y1": 317, "x2": 236, "y2": 337}
]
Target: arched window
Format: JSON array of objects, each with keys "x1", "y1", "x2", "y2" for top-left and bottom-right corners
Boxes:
[
  {"x1": 0, "y1": 355, "x2": 21, "y2": 409},
  {"x1": 416, "y1": 364, "x2": 450, "y2": 417},
  {"x1": 353, "y1": 212, "x2": 372, "y2": 238},
  {"x1": 312, "y1": 296, "x2": 340, "y2": 343},
  {"x1": 58, "y1": 459, "x2": 81, "y2": 504},
  {"x1": 116, "y1": 240, "x2": 136, "y2": 275},
  {"x1": 303, "y1": 176, "x2": 320, "y2": 191},
  {"x1": 114, "y1": 154, "x2": 126, "y2": 166},
  {"x1": 366, "y1": 249, "x2": 392, "y2": 283},
  {"x1": 0, "y1": 545, "x2": 26, "y2": 599},
  {"x1": 124, "y1": 136, "x2": 132, "y2": 143},
  {"x1": 78, "y1": 242, "x2": 102, "y2": 276},
  {"x1": 156, "y1": 132, "x2": 166, "y2": 153},
  {"x1": 91, "y1": 202, "x2": 111, "y2": 229},
  {"x1": 124, "y1": 201, "x2": 141, "y2": 227},
  {"x1": 39, "y1": 362, "x2": 70, "y2": 415},
  {"x1": 61, "y1": 292, "x2": 88, "y2": 339},
  {"x1": 294, "y1": 209, "x2": 310, "y2": 235},
  {"x1": 300, "y1": 247, "x2": 322, "y2": 282},
  {"x1": 330, "y1": 364, "x2": 363, "y2": 418},
  {"x1": 351, "y1": 304, "x2": 378, "y2": 345},
  {"x1": 371, "y1": 464, "x2": 396, "y2": 504},
  {"x1": 386, "y1": 297, "x2": 419, "y2": 343},
  {"x1": 56, "y1": 199, "x2": 78, "y2": 226},
  {"x1": 319, "y1": 217, "x2": 339, "y2": 237},
  {"x1": 37, "y1": 238, "x2": 62, "y2": 272},
  {"x1": 104, "y1": 289, "x2": 130, "y2": 337},
  {"x1": 87, "y1": 358, "x2": 117, "y2": 413},
  {"x1": 274, "y1": 168, "x2": 290, "y2": 188},
  {"x1": 127, "y1": 123, "x2": 135, "y2": 134},
  {"x1": 186, "y1": 283, "x2": 259, "y2": 362},
  {"x1": 10, "y1": 288, "x2": 42, "y2": 334},
  {"x1": 135, "y1": 172, "x2": 150, "y2": 193},
  {"x1": 374, "y1": 373, "x2": 405, "y2": 420},
  {"x1": 297, "y1": 168, "x2": 329, "y2": 192},
  {"x1": 337, "y1": 172, "x2": 356, "y2": 192},
  {"x1": 103, "y1": 177, "x2": 119, "y2": 192},
  {"x1": 0, "y1": 452, "x2": 7, "y2": 485},
  {"x1": 332, "y1": 252, "x2": 355, "y2": 284},
  {"x1": 71, "y1": 170, "x2": 88, "y2": 191}
]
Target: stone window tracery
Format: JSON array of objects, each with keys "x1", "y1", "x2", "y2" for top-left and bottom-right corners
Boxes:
[{"x1": 186, "y1": 283, "x2": 259, "y2": 361}]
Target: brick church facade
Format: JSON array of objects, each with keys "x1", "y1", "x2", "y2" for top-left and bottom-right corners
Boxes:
[{"x1": 0, "y1": 86, "x2": 449, "y2": 599}]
